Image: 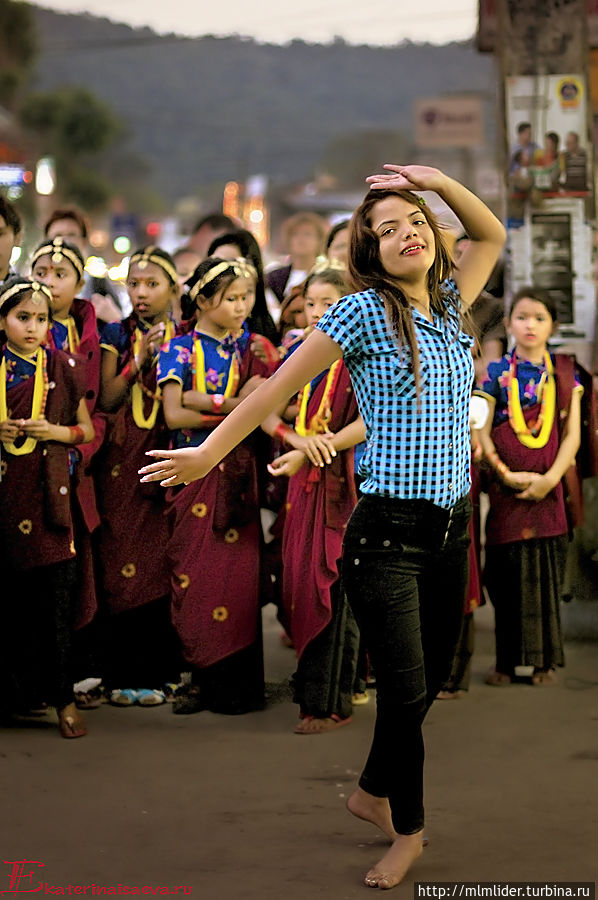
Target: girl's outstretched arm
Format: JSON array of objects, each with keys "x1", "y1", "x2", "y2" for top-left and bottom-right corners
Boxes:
[
  {"x1": 366, "y1": 164, "x2": 506, "y2": 307},
  {"x1": 139, "y1": 329, "x2": 343, "y2": 486}
]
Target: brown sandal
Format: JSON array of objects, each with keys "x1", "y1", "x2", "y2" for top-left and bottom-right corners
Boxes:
[{"x1": 58, "y1": 704, "x2": 87, "y2": 739}]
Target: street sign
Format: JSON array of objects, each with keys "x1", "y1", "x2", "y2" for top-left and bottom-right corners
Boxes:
[{"x1": 414, "y1": 96, "x2": 484, "y2": 148}]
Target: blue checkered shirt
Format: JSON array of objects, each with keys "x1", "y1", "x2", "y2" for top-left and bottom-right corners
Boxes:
[{"x1": 315, "y1": 279, "x2": 474, "y2": 509}]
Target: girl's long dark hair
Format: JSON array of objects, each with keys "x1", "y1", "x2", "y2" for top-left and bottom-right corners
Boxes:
[
  {"x1": 207, "y1": 229, "x2": 278, "y2": 344},
  {"x1": 348, "y1": 188, "x2": 459, "y2": 395}
]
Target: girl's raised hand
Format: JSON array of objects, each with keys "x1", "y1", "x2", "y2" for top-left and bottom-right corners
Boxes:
[
  {"x1": 139, "y1": 447, "x2": 214, "y2": 486},
  {"x1": 267, "y1": 449, "x2": 307, "y2": 478},
  {"x1": 366, "y1": 164, "x2": 446, "y2": 193},
  {"x1": 137, "y1": 322, "x2": 167, "y2": 368}
]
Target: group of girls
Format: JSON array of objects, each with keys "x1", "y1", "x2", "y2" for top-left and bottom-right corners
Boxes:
[{"x1": 0, "y1": 219, "x2": 368, "y2": 740}]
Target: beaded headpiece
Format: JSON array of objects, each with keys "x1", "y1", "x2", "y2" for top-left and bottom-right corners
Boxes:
[
  {"x1": 0, "y1": 280, "x2": 53, "y2": 313},
  {"x1": 31, "y1": 237, "x2": 85, "y2": 280},
  {"x1": 129, "y1": 246, "x2": 178, "y2": 286},
  {"x1": 308, "y1": 257, "x2": 347, "y2": 277},
  {"x1": 188, "y1": 258, "x2": 257, "y2": 302}
]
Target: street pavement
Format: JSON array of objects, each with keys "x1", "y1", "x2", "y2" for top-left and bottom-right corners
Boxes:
[{"x1": 1, "y1": 604, "x2": 597, "y2": 899}]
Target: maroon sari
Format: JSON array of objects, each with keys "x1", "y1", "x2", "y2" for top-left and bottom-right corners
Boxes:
[
  {"x1": 166, "y1": 344, "x2": 266, "y2": 669},
  {"x1": 97, "y1": 326, "x2": 171, "y2": 615},
  {"x1": 0, "y1": 350, "x2": 83, "y2": 571},
  {"x1": 47, "y1": 298, "x2": 105, "y2": 627},
  {"x1": 485, "y1": 406, "x2": 567, "y2": 546},
  {"x1": 281, "y1": 363, "x2": 358, "y2": 659}
]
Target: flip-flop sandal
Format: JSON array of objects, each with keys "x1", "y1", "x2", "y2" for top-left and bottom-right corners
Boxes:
[
  {"x1": 294, "y1": 713, "x2": 353, "y2": 734},
  {"x1": 136, "y1": 689, "x2": 166, "y2": 707},
  {"x1": 352, "y1": 691, "x2": 370, "y2": 705},
  {"x1": 109, "y1": 689, "x2": 139, "y2": 707}
]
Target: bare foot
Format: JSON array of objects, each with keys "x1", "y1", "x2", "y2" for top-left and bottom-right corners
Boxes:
[
  {"x1": 364, "y1": 830, "x2": 424, "y2": 889},
  {"x1": 346, "y1": 787, "x2": 397, "y2": 841}
]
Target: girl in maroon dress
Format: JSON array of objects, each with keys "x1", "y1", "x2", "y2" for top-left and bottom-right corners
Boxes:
[
  {"x1": 477, "y1": 287, "x2": 583, "y2": 686},
  {"x1": 31, "y1": 238, "x2": 105, "y2": 639},
  {"x1": 264, "y1": 266, "x2": 365, "y2": 733},
  {"x1": 157, "y1": 257, "x2": 266, "y2": 715},
  {"x1": 0, "y1": 278, "x2": 94, "y2": 738},
  {"x1": 98, "y1": 246, "x2": 181, "y2": 706}
]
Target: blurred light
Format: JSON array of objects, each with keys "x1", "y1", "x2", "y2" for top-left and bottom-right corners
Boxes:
[
  {"x1": 85, "y1": 255, "x2": 108, "y2": 278},
  {"x1": 36, "y1": 157, "x2": 56, "y2": 196},
  {"x1": 10, "y1": 247, "x2": 22, "y2": 266},
  {"x1": 89, "y1": 229, "x2": 108, "y2": 249},
  {"x1": 146, "y1": 221, "x2": 161, "y2": 238},
  {"x1": 6, "y1": 186, "x2": 22, "y2": 200},
  {"x1": 22, "y1": 170, "x2": 33, "y2": 184},
  {"x1": 249, "y1": 209, "x2": 264, "y2": 224},
  {"x1": 108, "y1": 257, "x2": 130, "y2": 281},
  {"x1": 113, "y1": 235, "x2": 132, "y2": 254},
  {"x1": 223, "y1": 181, "x2": 241, "y2": 218}
]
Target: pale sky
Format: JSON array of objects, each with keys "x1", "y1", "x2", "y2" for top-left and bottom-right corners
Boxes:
[{"x1": 30, "y1": 0, "x2": 479, "y2": 46}]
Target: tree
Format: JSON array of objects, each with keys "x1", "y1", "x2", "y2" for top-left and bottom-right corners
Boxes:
[
  {"x1": 0, "y1": 0, "x2": 37, "y2": 109},
  {"x1": 20, "y1": 86, "x2": 124, "y2": 210}
]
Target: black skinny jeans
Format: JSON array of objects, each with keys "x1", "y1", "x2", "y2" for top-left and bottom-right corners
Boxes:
[{"x1": 342, "y1": 493, "x2": 471, "y2": 835}]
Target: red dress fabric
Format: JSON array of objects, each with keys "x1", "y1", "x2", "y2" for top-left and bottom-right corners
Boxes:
[
  {"x1": 281, "y1": 363, "x2": 358, "y2": 659},
  {"x1": 97, "y1": 323, "x2": 172, "y2": 615},
  {"x1": 0, "y1": 350, "x2": 84, "y2": 571}
]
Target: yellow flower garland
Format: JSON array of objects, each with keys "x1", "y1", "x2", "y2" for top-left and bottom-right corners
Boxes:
[
  {"x1": 130, "y1": 321, "x2": 174, "y2": 430},
  {"x1": 54, "y1": 316, "x2": 80, "y2": 353},
  {"x1": 507, "y1": 352, "x2": 556, "y2": 449},
  {"x1": 295, "y1": 360, "x2": 342, "y2": 436},
  {"x1": 193, "y1": 336, "x2": 239, "y2": 398},
  {"x1": 0, "y1": 349, "x2": 47, "y2": 455}
]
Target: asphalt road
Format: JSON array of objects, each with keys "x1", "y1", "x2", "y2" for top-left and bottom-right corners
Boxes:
[{"x1": 1, "y1": 605, "x2": 597, "y2": 899}]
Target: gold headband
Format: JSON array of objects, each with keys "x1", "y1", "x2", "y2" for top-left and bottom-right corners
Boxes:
[
  {"x1": 31, "y1": 237, "x2": 85, "y2": 280},
  {"x1": 309, "y1": 257, "x2": 347, "y2": 277},
  {"x1": 189, "y1": 258, "x2": 257, "y2": 302},
  {"x1": 0, "y1": 280, "x2": 53, "y2": 313},
  {"x1": 129, "y1": 246, "x2": 178, "y2": 285}
]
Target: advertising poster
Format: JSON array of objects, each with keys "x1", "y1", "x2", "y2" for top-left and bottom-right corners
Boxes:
[{"x1": 506, "y1": 74, "x2": 593, "y2": 225}]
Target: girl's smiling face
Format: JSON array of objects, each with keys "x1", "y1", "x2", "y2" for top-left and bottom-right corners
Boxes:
[
  {"x1": 127, "y1": 262, "x2": 174, "y2": 322},
  {"x1": 303, "y1": 279, "x2": 342, "y2": 328},
  {"x1": 1, "y1": 295, "x2": 50, "y2": 355},
  {"x1": 370, "y1": 196, "x2": 435, "y2": 284},
  {"x1": 31, "y1": 254, "x2": 83, "y2": 318}
]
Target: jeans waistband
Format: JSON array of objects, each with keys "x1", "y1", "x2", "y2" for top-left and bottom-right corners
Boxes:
[{"x1": 358, "y1": 492, "x2": 470, "y2": 519}]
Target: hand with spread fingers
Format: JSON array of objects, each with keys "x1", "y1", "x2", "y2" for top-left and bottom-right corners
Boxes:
[
  {"x1": 138, "y1": 447, "x2": 214, "y2": 486},
  {"x1": 366, "y1": 164, "x2": 446, "y2": 193}
]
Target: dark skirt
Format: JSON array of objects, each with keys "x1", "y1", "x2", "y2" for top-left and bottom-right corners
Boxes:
[
  {"x1": 484, "y1": 535, "x2": 568, "y2": 674},
  {"x1": 1, "y1": 560, "x2": 77, "y2": 713},
  {"x1": 292, "y1": 587, "x2": 359, "y2": 720}
]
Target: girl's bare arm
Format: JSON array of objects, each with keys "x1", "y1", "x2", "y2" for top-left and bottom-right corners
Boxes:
[{"x1": 140, "y1": 330, "x2": 343, "y2": 485}]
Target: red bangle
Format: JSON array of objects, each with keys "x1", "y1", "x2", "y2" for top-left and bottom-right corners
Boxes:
[
  {"x1": 273, "y1": 422, "x2": 293, "y2": 446},
  {"x1": 121, "y1": 363, "x2": 137, "y2": 384},
  {"x1": 69, "y1": 425, "x2": 85, "y2": 445}
]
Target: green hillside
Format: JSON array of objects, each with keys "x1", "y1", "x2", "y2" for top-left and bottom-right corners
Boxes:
[{"x1": 31, "y1": 6, "x2": 497, "y2": 202}]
